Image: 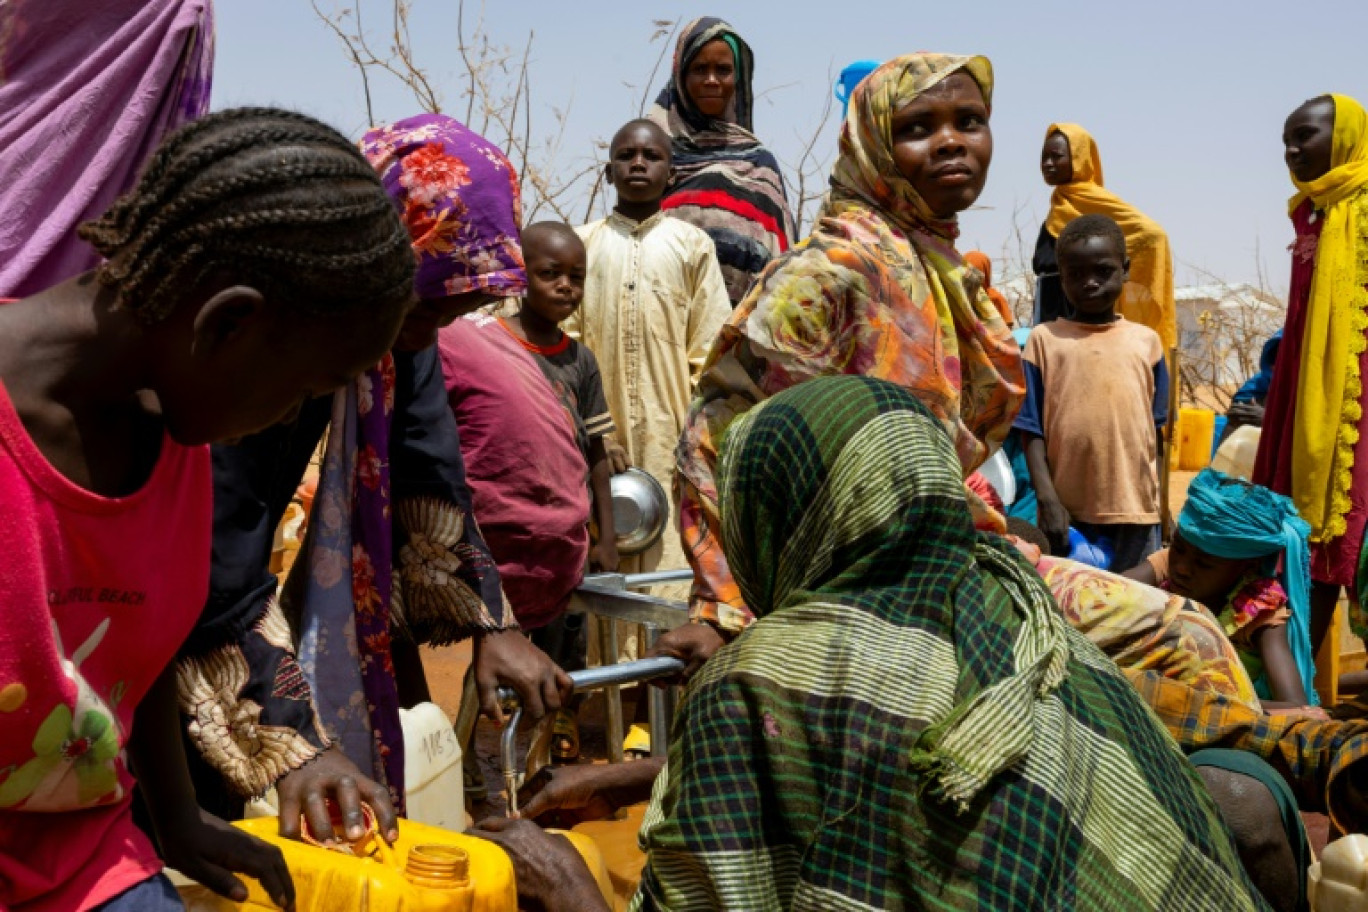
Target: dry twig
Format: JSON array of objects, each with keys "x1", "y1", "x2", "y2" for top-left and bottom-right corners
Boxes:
[
  {"x1": 635, "y1": 19, "x2": 680, "y2": 116},
  {"x1": 785, "y1": 62, "x2": 837, "y2": 237},
  {"x1": 1173, "y1": 262, "x2": 1285, "y2": 412},
  {"x1": 312, "y1": 0, "x2": 614, "y2": 225}
]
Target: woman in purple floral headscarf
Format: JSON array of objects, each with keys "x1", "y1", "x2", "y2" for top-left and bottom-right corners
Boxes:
[
  {"x1": 177, "y1": 113, "x2": 569, "y2": 833},
  {"x1": 362, "y1": 113, "x2": 528, "y2": 350}
]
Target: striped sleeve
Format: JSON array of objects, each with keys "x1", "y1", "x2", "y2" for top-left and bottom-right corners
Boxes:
[{"x1": 577, "y1": 343, "x2": 616, "y2": 440}]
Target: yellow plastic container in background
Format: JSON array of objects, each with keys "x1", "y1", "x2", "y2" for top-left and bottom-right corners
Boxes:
[
  {"x1": 1176, "y1": 407, "x2": 1216, "y2": 471},
  {"x1": 177, "y1": 816, "x2": 613, "y2": 912}
]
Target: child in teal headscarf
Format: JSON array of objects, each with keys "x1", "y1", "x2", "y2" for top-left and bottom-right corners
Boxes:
[{"x1": 1126, "y1": 468, "x2": 1318, "y2": 708}]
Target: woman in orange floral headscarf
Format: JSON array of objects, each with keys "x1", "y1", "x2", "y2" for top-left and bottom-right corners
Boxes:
[{"x1": 667, "y1": 52, "x2": 1022, "y2": 651}]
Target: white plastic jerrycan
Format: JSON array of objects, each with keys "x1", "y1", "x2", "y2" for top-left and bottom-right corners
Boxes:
[
  {"x1": 1210, "y1": 425, "x2": 1261, "y2": 481},
  {"x1": 1310, "y1": 833, "x2": 1368, "y2": 910},
  {"x1": 400, "y1": 701, "x2": 468, "y2": 832}
]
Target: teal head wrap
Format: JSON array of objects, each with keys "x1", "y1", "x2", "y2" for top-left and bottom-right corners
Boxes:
[
  {"x1": 1176, "y1": 468, "x2": 1317, "y2": 705},
  {"x1": 720, "y1": 33, "x2": 741, "y2": 66}
]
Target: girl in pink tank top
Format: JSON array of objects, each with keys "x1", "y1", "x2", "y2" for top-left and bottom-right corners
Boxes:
[{"x1": 0, "y1": 108, "x2": 417, "y2": 912}]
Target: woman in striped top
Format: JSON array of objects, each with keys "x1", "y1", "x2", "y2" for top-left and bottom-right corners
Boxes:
[{"x1": 649, "y1": 17, "x2": 795, "y2": 305}]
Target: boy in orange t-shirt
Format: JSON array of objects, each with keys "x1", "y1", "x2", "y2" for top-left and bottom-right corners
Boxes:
[{"x1": 1014, "y1": 214, "x2": 1169, "y2": 572}]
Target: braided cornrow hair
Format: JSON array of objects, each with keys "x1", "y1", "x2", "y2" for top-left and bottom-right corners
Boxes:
[{"x1": 78, "y1": 107, "x2": 415, "y2": 325}]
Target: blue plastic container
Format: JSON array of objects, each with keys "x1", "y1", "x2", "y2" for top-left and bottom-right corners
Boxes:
[
  {"x1": 1211, "y1": 415, "x2": 1228, "y2": 460},
  {"x1": 1067, "y1": 526, "x2": 1113, "y2": 569},
  {"x1": 835, "y1": 60, "x2": 881, "y2": 116}
]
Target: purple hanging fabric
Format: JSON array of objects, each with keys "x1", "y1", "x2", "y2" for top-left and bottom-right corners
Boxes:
[
  {"x1": 350, "y1": 356, "x2": 405, "y2": 808},
  {"x1": 296, "y1": 355, "x2": 407, "y2": 810},
  {"x1": 0, "y1": 0, "x2": 214, "y2": 297}
]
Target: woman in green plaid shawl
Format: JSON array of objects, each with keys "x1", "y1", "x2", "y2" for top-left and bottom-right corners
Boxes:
[
  {"x1": 471, "y1": 376, "x2": 1266, "y2": 911},
  {"x1": 627, "y1": 375, "x2": 1264, "y2": 911}
]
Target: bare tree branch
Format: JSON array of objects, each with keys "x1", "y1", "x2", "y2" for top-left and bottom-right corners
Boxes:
[
  {"x1": 583, "y1": 164, "x2": 608, "y2": 223},
  {"x1": 782, "y1": 62, "x2": 836, "y2": 237},
  {"x1": 997, "y1": 198, "x2": 1038, "y2": 326},
  {"x1": 506, "y1": 30, "x2": 533, "y2": 173},
  {"x1": 312, "y1": 3, "x2": 647, "y2": 228},
  {"x1": 390, "y1": 0, "x2": 440, "y2": 111},
  {"x1": 754, "y1": 81, "x2": 799, "y2": 105},
  {"x1": 313, "y1": 0, "x2": 443, "y2": 115},
  {"x1": 1173, "y1": 261, "x2": 1285, "y2": 412},
  {"x1": 636, "y1": 19, "x2": 679, "y2": 116},
  {"x1": 456, "y1": 0, "x2": 477, "y2": 123},
  {"x1": 309, "y1": 0, "x2": 376, "y2": 127}
]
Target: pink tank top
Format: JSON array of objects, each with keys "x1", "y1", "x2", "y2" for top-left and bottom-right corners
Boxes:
[{"x1": 0, "y1": 380, "x2": 212, "y2": 911}]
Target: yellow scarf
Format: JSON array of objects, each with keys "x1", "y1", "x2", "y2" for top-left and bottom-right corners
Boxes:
[
  {"x1": 1044, "y1": 123, "x2": 1176, "y2": 351},
  {"x1": 1287, "y1": 94, "x2": 1368, "y2": 542}
]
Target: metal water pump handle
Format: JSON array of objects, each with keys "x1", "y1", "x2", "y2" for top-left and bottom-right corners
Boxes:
[{"x1": 498, "y1": 656, "x2": 684, "y2": 817}]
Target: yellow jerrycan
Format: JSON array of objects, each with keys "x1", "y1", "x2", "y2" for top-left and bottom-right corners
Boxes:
[{"x1": 177, "y1": 813, "x2": 613, "y2": 912}]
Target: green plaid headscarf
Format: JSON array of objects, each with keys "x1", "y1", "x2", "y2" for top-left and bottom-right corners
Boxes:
[
  {"x1": 721, "y1": 375, "x2": 1069, "y2": 808},
  {"x1": 632, "y1": 377, "x2": 1265, "y2": 911}
]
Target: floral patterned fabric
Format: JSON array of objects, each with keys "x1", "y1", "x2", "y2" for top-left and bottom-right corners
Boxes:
[
  {"x1": 677, "y1": 53, "x2": 1024, "y2": 632},
  {"x1": 186, "y1": 348, "x2": 508, "y2": 816},
  {"x1": 360, "y1": 113, "x2": 526, "y2": 299},
  {"x1": 1219, "y1": 576, "x2": 1292, "y2": 696},
  {"x1": 292, "y1": 354, "x2": 504, "y2": 810},
  {"x1": 1009, "y1": 543, "x2": 1368, "y2": 832},
  {"x1": 177, "y1": 600, "x2": 326, "y2": 800},
  {"x1": 1148, "y1": 548, "x2": 1293, "y2": 701},
  {"x1": 1223, "y1": 576, "x2": 1291, "y2": 634},
  {"x1": 293, "y1": 357, "x2": 405, "y2": 804},
  {"x1": 1031, "y1": 552, "x2": 1260, "y2": 705}
]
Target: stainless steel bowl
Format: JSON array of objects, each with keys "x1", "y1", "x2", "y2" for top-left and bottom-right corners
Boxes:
[{"x1": 610, "y1": 468, "x2": 668, "y2": 555}]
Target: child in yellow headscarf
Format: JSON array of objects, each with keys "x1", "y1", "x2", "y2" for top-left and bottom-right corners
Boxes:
[
  {"x1": 1254, "y1": 94, "x2": 1368, "y2": 658},
  {"x1": 1035, "y1": 124, "x2": 1176, "y2": 351}
]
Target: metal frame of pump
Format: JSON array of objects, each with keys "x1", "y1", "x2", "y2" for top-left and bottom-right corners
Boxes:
[{"x1": 496, "y1": 569, "x2": 693, "y2": 817}]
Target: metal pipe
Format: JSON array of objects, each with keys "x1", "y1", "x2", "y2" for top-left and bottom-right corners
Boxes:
[
  {"x1": 500, "y1": 705, "x2": 523, "y2": 818},
  {"x1": 621, "y1": 569, "x2": 694, "y2": 589},
  {"x1": 498, "y1": 657, "x2": 684, "y2": 816},
  {"x1": 568, "y1": 656, "x2": 684, "y2": 692},
  {"x1": 496, "y1": 656, "x2": 684, "y2": 704},
  {"x1": 567, "y1": 581, "x2": 688, "y2": 629},
  {"x1": 581, "y1": 569, "x2": 694, "y2": 590}
]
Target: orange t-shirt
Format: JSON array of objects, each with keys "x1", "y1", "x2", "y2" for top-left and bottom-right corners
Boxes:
[{"x1": 1014, "y1": 318, "x2": 1169, "y2": 524}]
